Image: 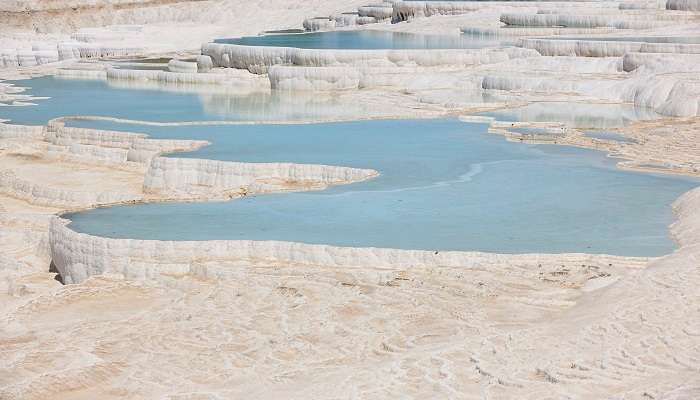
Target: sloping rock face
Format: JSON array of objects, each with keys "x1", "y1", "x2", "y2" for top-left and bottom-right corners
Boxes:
[
  {"x1": 268, "y1": 66, "x2": 362, "y2": 90},
  {"x1": 392, "y1": 0, "x2": 620, "y2": 22},
  {"x1": 202, "y1": 43, "x2": 537, "y2": 71},
  {"x1": 143, "y1": 156, "x2": 378, "y2": 199},
  {"x1": 0, "y1": 171, "x2": 135, "y2": 208},
  {"x1": 49, "y1": 216, "x2": 641, "y2": 285}
]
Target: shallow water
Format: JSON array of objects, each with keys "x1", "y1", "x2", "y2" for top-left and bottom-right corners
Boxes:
[
  {"x1": 2, "y1": 80, "x2": 655, "y2": 128},
  {"x1": 65, "y1": 118, "x2": 698, "y2": 256},
  {"x1": 215, "y1": 31, "x2": 515, "y2": 49},
  {"x1": 3, "y1": 77, "x2": 695, "y2": 256},
  {"x1": 0, "y1": 76, "x2": 392, "y2": 123}
]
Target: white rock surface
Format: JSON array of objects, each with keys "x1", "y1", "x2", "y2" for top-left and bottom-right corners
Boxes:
[
  {"x1": 196, "y1": 54, "x2": 213, "y2": 72},
  {"x1": 167, "y1": 59, "x2": 198, "y2": 73},
  {"x1": 392, "y1": 1, "x2": 502, "y2": 22},
  {"x1": 269, "y1": 65, "x2": 362, "y2": 90},
  {"x1": 202, "y1": 43, "x2": 537, "y2": 72},
  {"x1": 46, "y1": 119, "x2": 209, "y2": 163},
  {"x1": 521, "y1": 37, "x2": 700, "y2": 57},
  {"x1": 0, "y1": 170, "x2": 136, "y2": 208},
  {"x1": 500, "y1": 12, "x2": 683, "y2": 29},
  {"x1": 392, "y1": 0, "x2": 619, "y2": 22},
  {"x1": 358, "y1": 4, "x2": 394, "y2": 20},
  {"x1": 143, "y1": 156, "x2": 379, "y2": 199},
  {"x1": 303, "y1": 17, "x2": 337, "y2": 32},
  {"x1": 48, "y1": 216, "x2": 645, "y2": 285},
  {"x1": 622, "y1": 51, "x2": 700, "y2": 72},
  {"x1": 0, "y1": 123, "x2": 44, "y2": 140}
]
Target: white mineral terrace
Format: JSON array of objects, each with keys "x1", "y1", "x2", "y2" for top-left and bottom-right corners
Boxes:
[{"x1": 2, "y1": 0, "x2": 700, "y2": 398}]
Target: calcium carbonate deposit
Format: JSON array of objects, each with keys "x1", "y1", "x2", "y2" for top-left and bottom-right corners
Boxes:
[{"x1": 1, "y1": 1, "x2": 700, "y2": 399}]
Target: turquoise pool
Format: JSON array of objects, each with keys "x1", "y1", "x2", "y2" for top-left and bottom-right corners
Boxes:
[
  {"x1": 1, "y1": 76, "x2": 400, "y2": 123},
  {"x1": 65, "y1": 118, "x2": 697, "y2": 256},
  {"x1": 3, "y1": 77, "x2": 695, "y2": 256},
  {"x1": 214, "y1": 31, "x2": 515, "y2": 49}
]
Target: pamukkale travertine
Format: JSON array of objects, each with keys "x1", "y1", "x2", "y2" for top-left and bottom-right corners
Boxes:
[{"x1": 2, "y1": 0, "x2": 700, "y2": 399}]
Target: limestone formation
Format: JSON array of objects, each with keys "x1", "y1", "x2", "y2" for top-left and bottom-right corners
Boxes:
[
  {"x1": 48, "y1": 216, "x2": 646, "y2": 285},
  {"x1": 196, "y1": 54, "x2": 213, "y2": 72},
  {"x1": 268, "y1": 65, "x2": 362, "y2": 90},
  {"x1": 0, "y1": 170, "x2": 136, "y2": 208},
  {"x1": 303, "y1": 17, "x2": 336, "y2": 32},
  {"x1": 202, "y1": 43, "x2": 537, "y2": 72},
  {"x1": 3, "y1": 0, "x2": 700, "y2": 398},
  {"x1": 521, "y1": 38, "x2": 700, "y2": 57},
  {"x1": 500, "y1": 12, "x2": 685, "y2": 29},
  {"x1": 167, "y1": 59, "x2": 198, "y2": 73},
  {"x1": 143, "y1": 156, "x2": 379, "y2": 199}
]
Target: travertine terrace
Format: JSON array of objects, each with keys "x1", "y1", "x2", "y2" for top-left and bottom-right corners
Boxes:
[{"x1": 2, "y1": 0, "x2": 700, "y2": 398}]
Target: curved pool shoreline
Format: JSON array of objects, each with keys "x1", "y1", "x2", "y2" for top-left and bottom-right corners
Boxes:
[
  {"x1": 2, "y1": 75, "x2": 698, "y2": 285},
  {"x1": 59, "y1": 116, "x2": 699, "y2": 257}
]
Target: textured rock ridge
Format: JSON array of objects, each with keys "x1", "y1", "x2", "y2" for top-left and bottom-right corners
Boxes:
[
  {"x1": 0, "y1": 170, "x2": 136, "y2": 208},
  {"x1": 143, "y1": 156, "x2": 379, "y2": 199},
  {"x1": 48, "y1": 216, "x2": 647, "y2": 285},
  {"x1": 202, "y1": 43, "x2": 538, "y2": 72},
  {"x1": 46, "y1": 118, "x2": 209, "y2": 163}
]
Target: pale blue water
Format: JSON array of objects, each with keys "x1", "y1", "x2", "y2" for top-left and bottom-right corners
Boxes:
[
  {"x1": 65, "y1": 118, "x2": 698, "y2": 256},
  {"x1": 3, "y1": 77, "x2": 696, "y2": 256},
  {"x1": 215, "y1": 31, "x2": 514, "y2": 49},
  {"x1": 0, "y1": 76, "x2": 389, "y2": 123},
  {"x1": 2, "y1": 77, "x2": 222, "y2": 124}
]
